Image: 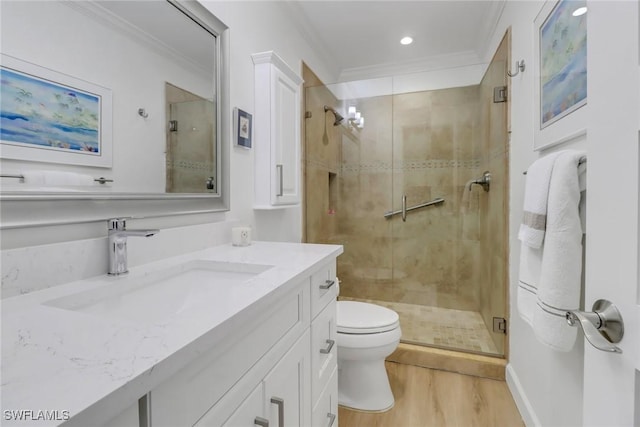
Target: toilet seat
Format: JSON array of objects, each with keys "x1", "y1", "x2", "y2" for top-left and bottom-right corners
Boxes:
[{"x1": 337, "y1": 301, "x2": 400, "y2": 334}]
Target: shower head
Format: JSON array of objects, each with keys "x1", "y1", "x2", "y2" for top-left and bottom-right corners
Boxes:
[{"x1": 324, "y1": 105, "x2": 344, "y2": 126}]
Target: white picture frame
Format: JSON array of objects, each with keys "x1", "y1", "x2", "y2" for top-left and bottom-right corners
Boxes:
[
  {"x1": 533, "y1": 0, "x2": 587, "y2": 151},
  {"x1": 0, "y1": 54, "x2": 113, "y2": 167}
]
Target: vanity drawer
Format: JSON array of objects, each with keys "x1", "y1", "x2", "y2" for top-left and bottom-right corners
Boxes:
[
  {"x1": 151, "y1": 280, "x2": 309, "y2": 427},
  {"x1": 312, "y1": 366, "x2": 338, "y2": 427},
  {"x1": 311, "y1": 299, "x2": 337, "y2": 403},
  {"x1": 310, "y1": 260, "x2": 337, "y2": 319}
]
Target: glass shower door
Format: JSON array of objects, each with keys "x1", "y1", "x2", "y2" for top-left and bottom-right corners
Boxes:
[
  {"x1": 166, "y1": 99, "x2": 216, "y2": 193},
  {"x1": 389, "y1": 86, "x2": 500, "y2": 353}
]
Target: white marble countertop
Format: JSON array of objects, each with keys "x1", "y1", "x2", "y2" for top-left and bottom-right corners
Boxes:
[{"x1": 1, "y1": 241, "x2": 342, "y2": 426}]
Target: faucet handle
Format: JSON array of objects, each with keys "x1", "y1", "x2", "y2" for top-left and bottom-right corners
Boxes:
[{"x1": 108, "y1": 218, "x2": 128, "y2": 231}]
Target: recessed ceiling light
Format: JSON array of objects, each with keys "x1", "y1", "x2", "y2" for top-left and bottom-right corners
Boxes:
[
  {"x1": 400, "y1": 36, "x2": 413, "y2": 45},
  {"x1": 572, "y1": 6, "x2": 587, "y2": 16}
]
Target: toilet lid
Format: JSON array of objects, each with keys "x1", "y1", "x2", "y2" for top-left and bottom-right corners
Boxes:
[{"x1": 337, "y1": 301, "x2": 400, "y2": 334}]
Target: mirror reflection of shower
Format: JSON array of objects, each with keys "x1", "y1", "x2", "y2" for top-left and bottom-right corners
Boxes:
[{"x1": 165, "y1": 83, "x2": 216, "y2": 193}]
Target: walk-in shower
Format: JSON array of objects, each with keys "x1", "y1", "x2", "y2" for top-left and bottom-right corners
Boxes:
[{"x1": 303, "y1": 34, "x2": 509, "y2": 358}]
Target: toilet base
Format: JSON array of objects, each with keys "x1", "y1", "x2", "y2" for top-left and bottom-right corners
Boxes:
[{"x1": 337, "y1": 358, "x2": 394, "y2": 412}]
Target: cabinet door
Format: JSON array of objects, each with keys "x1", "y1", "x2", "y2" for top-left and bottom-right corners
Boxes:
[
  {"x1": 311, "y1": 367, "x2": 338, "y2": 427},
  {"x1": 271, "y1": 66, "x2": 300, "y2": 206},
  {"x1": 311, "y1": 299, "x2": 337, "y2": 404},
  {"x1": 219, "y1": 383, "x2": 265, "y2": 427},
  {"x1": 263, "y1": 330, "x2": 310, "y2": 427},
  {"x1": 102, "y1": 401, "x2": 139, "y2": 427}
]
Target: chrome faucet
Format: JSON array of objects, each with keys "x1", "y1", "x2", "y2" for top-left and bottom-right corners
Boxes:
[{"x1": 108, "y1": 218, "x2": 159, "y2": 276}]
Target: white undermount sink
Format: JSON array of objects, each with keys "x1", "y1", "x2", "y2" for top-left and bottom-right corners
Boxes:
[{"x1": 44, "y1": 260, "x2": 273, "y2": 324}]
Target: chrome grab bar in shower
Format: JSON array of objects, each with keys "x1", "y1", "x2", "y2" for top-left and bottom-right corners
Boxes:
[{"x1": 384, "y1": 197, "x2": 445, "y2": 220}]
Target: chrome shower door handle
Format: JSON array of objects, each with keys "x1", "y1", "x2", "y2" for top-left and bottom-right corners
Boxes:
[
  {"x1": 401, "y1": 195, "x2": 407, "y2": 222},
  {"x1": 270, "y1": 397, "x2": 284, "y2": 427},
  {"x1": 276, "y1": 165, "x2": 284, "y2": 196},
  {"x1": 566, "y1": 299, "x2": 624, "y2": 353}
]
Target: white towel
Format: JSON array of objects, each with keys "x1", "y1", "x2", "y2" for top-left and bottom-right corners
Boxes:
[
  {"x1": 518, "y1": 152, "x2": 562, "y2": 248},
  {"x1": 517, "y1": 244, "x2": 542, "y2": 326},
  {"x1": 532, "y1": 150, "x2": 585, "y2": 351},
  {"x1": 22, "y1": 171, "x2": 94, "y2": 186}
]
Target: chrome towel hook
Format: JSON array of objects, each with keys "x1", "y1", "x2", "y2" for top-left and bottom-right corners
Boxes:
[{"x1": 507, "y1": 59, "x2": 526, "y2": 77}]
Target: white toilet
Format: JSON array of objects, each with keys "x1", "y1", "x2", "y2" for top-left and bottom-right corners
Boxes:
[{"x1": 336, "y1": 300, "x2": 402, "y2": 412}]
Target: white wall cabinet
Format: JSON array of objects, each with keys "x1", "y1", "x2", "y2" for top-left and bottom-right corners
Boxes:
[{"x1": 252, "y1": 51, "x2": 303, "y2": 209}]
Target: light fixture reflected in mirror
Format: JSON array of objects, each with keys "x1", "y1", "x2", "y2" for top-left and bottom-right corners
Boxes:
[
  {"x1": 347, "y1": 105, "x2": 364, "y2": 130},
  {"x1": 572, "y1": 6, "x2": 587, "y2": 16}
]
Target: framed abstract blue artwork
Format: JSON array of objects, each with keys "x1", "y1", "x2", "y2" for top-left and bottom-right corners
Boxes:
[
  {"x1": 533, "y1": 0, "x2": 587, "y2": 151},
  {"x1": 0, "y1": 54, "x2": 112, "y2": 167}
]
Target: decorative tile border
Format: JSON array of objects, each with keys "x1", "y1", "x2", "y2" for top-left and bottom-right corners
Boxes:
[
  {"x1": 340, "y1": 159, "x2": 481, "y2": 175},
  {"x1": 166, "y1": 159, "x2": 215, "y2": 172}
]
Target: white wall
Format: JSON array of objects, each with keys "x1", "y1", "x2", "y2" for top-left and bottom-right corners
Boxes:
[
  {"x1": 1, "y1": 1, "x2": 338, "y2": 296},
  {"x1": 484, "y1": 2, "x2": 586, "y2": 426},
  {"x1": 200, "y1": 1, "x2": 338, "y2": 243}
]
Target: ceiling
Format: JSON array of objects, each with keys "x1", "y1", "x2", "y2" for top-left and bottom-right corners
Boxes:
[{"x1": 287, "y1": 1, "x2": 505, "y2": 81}]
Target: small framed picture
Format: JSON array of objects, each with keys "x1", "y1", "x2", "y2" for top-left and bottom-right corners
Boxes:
[{"x1": 234, "y1": 107, "x2": 252, "y2": 149}]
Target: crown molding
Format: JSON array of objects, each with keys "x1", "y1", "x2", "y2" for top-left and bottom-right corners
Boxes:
[
  {"x1": 477, "y1": 0, "x2": 507, "y2": 62},
  {"x1": 338, "y1": 50, "x2": 484, "y2": 82},
  {"x1": 63, "y1": 0, "x2": 211, "y2": 78},
  {"x1": 277, "y1": 1, "x2": 341, "y2": 82}
]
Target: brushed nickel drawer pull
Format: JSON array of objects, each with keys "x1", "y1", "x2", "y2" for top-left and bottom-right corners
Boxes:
[
  {"x1": 327, "y1": 412, "x2": 336, "y2": 427},
  {"x1": 319, "y1": 279, "x2": 335, "y2": 290},
  {"x1": 320, "y1": 339, "x2": 335, "y2": 354},
  {"x1": 270, "y1": 397, "x2": 284, "y2": 427}
]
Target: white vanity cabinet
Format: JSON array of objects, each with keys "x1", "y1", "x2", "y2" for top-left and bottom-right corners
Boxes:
[
  {"x1": 199, "y1": 330, "x2": 310, "y2": 427},
  {"x1": 148, "y1": 257, "x2": 339, "y2": 427},
  {"x1": 150, "y1": 278, "x2": 310, "y2": 427},
  {"x1": 252, "y1": 51, "x2": 303, "y2": 209},
  {"x1": 309, "y1": 261, "x2": 339, "y2": 427}
]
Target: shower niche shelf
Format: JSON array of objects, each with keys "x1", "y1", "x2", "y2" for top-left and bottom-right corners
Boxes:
[{"x1": 251, "y1": 51, "x2": 303, "y2": 209}]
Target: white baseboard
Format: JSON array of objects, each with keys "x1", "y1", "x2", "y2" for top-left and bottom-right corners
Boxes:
[{"x1": 506, "y1": 363, "x2": 541, "y2": 427}]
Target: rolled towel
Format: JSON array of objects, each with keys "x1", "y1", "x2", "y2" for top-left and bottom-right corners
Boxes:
[
  {"x1": 518, "y1": 152, "x2": 562, "y2": 248},
  {"x1": 22, "y1": 171, "x2": 94, "y2": 186},
  {"x1": 21, "y1": 171, "x2": 47, "y2": 185}
]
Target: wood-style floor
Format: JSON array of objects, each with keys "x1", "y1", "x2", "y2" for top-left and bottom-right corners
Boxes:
[{"x1": 338, "y1": 362, "x2": 524, "y2": 427}]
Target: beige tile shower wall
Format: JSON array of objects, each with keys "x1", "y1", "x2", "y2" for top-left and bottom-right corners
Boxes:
[
  {"x1": 303, "y1": 78, "x2": 341, "y2": 245},
  {"x1": 478, "y1": 33, "x2": 510, "y2": 355},
  {"x1": 392, "y1": 87, "x2": 482, "y2": 311},
  {"x1": 338, "y1": 95, "x2": 395, "y2": 301},
  {"x1": 337, "y1": 87, "x2": 483, "y2": 311}
]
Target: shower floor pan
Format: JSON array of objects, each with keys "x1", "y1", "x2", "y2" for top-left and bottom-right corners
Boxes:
[{"x1": 340, "y1": 298, "x2": 499, "y2": 355}]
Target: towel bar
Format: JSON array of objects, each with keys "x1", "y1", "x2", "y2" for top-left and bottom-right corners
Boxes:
[
  {"x1": 523, "y1": 158, "x2": 586, "y2": 175},
  {"x1": 383, "y1": 197, "x2": 445, "y2": 220},
  {"x1": 0, "y1": 174, "x2": 113, "y2": 184}
]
